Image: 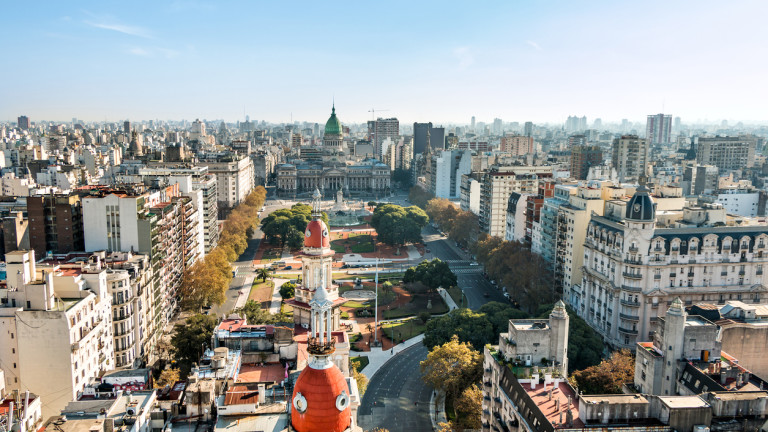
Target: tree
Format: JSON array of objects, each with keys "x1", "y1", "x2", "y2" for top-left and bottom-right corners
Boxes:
[
  {"x1": 392, "y1": 168, "x2": 413, "y2": 188},
  {"x1": 418, "y1": 311, "x2": 432, "y2": 324},
  {"x1": 157, "y1": 368, "x2": 180, "y2": 387},
  {"x1": 381, "y1": 281, "x2": 393, "y2": 297},
  {"x1": 171, "y1": 314, "x2": 217, "y2": 375},
  {"x1": 408, "y1": 186, "x2": 434, "y2": 209},
  {"x1": 179, "y1": 256, "x2": 229, "y2": 311},
  {"x1": 256, "y1": 268, "x2": 272, "y2": 283},
  {"x1": 351, "y1": 362, "x2": 369, "y2": 396},
  {"x1": 477, "y1": 301, "x2": 529, "y2": 336},
  {"x1": 233, "y1": 300, "x2": 275, "y2": 324},
  {"x1": 569, "y1": 349, "x2": 634, "y2": 394},
  {"x1": 421, "y1": 335, "x2": 483, "y2": 412},
  {"x1": 455, "y1": 384, "x2": 483, "y2": 430},
  {"x1": 262, "y1": 205, "x2": 328, "y2": 247},
  {"x1": 423, "y1": 308, "x2": 495, "y2": 351},
  {"x1": 370, "y1": 204, "x2": 429, "y2": 250},
  {"x1": 279, "y1": 282, "x2": 296, "y2": 299},
  {"x1": 403, "y1": 258, "x2": 457, "y2": 292}
]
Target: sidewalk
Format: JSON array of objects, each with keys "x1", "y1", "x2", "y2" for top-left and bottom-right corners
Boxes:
[
  {"x1": 233, "y1": 274, "x2": 254, "y2": 310},
  {"x1": 270, "y1": 278, "x2": 288, "y2": 314},
  {"x1": 437, "y1": 287, "x2": 458, "y2": 311},
  {"x1": 429, "y1": 390, "x2": 448, "y2": 430},
  {"x1": 358, "y1": 334, "x2": 424, "y2": 378}
]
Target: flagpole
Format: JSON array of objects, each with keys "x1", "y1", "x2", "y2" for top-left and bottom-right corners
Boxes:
[{"x1": 374, "y1": 258, "x2": 379, "y2": 345}]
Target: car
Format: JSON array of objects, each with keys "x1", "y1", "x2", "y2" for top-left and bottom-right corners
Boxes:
[
  {"x1": 341, "y1": 264, "x2": 349, "y2": 269},
  {"x1": 284, "y1": 265, "x2": 293, "y2": 270}
]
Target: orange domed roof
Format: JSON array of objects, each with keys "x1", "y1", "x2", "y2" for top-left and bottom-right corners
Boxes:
[
  {"x1": 291, "y1": 362, "x2": 351, "y2": 432},
  {"x1": 304, "y1": 219, "x2": 330, "y2": 249}
]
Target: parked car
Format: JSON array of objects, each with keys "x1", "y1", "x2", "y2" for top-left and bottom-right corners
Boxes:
[{"x1": 284, "y1": 265, "x2": 293, "y2": 270}]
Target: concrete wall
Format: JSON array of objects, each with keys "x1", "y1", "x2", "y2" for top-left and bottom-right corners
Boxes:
[{"x1": 720, "y1": 324, "x2": 768, "y2": 379}]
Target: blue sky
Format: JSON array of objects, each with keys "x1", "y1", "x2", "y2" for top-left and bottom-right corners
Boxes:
[{"x1": 1, "y1": 1, "x2": 767, "y2": 125}]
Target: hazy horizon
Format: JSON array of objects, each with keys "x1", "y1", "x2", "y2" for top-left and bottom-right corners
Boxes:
[{"x1": 2, "y1": 1, "x2": 767, "y2": 125}]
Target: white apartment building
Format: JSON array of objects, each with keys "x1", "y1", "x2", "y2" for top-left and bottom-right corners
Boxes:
[
  {"x1": 504, "y1": 192, "x2": 529, "y2": 242},
  {"x1": 574, "y1": 186, "x2": 768, "y2": 350},
  {"x1": 429, "y1": 149, "x2": 472, "y2": 199},
  {"x1": 0, "y1": 250, "x2": 114, "y2": 419},
  {"x1": 205, "y1": 154, "x2": 255, "y2": 211},
  {"x1": 478, "y1": 166, "x2": 553, "y2": 237},
  {"x1": 703, "y1": 187, "x2": 761, "y2": 217},
  {"x1": 460, "y1": 173, "x2": 481, "y2": 215}
]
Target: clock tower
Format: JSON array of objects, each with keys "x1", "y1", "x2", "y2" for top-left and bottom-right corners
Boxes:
[{"x1": 286, "y1": 188, "x2": 346, "y2": 330}]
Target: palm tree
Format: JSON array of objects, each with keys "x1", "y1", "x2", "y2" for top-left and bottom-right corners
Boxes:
[{"x1": 256, "y1": 268, "x2": 272, "y2": 283}]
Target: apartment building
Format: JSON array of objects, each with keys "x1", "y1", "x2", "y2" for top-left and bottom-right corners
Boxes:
[
  {"x1": 611, "y1": 135, "x2": 649, "y2": 183},
  {"x1": 427, "y1": 149, "x2": 472, "y2": 199},
  {"x1": 204, "y1": 153, "x2": 255, "y2": 212},
  {"x1": 505, "y1": 192, "x2": 529, "y2": 242},
  {"x1": 500, "y1": 135, "x2": 534, "y2": 156},
  {"x1": 575, "y1": 186, "x2": 768, "y2": 350},
  {"x1": 0, "y1": 250, "x2": 114, "y2": 418},
  {"x1": 696, "y1": 135, "x2": 757, "y2": 172},
  {"x1": 27, "y1": 194, "x2": 85, "y2": 258},
  {"x1": 478, "y1": 166, "x2": 553, "y2": 237}
]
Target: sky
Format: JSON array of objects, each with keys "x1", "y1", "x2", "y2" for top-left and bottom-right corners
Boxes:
[{"x1": 1, "y1": 1, "x2": 767, "y2": 125}]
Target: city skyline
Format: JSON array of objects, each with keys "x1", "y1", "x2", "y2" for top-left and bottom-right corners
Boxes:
[{"x1": 2, "y1": 1, "x2": 767, "y2": 124}]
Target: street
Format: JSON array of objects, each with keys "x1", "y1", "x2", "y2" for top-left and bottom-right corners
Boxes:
[{"x1": 358, "y1": 344, "x2": 433, "y2": 432}]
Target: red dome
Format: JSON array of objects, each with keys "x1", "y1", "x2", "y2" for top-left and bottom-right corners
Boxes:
[
  {"x1": 291, "y1": 363, "x2": 351, "y2": 432},
  {"x1": 303, "y1": 219, "x2": 330, "y2": 249}
]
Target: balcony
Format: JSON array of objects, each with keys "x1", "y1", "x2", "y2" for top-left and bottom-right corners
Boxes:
[
  {"x1": 688, "y1": 272, "x2": 695, "y2": 277},
  {"x1": 758, "y1": 270, "x2": 763, "y2": 275},
  {"x1": 721, "y1": 271, "x2": 728, "y2": 276},
  {"x1": 621, "y1": 285, "x2": 642, "y2": 293},
  {"x1": 620, "y1": 313, "x2": 640, "y2": 321},
  {"x1": 618, "y1": 326, "x2": 639, "y2": 335},
  {"x1": 624, "y1": 258, "x2": 643, "y2": 265},
  {"x1": 622, "y1": 271, "x2": 642, "y2": 280},
  {"x1": 620, "y1": 299, "x2": 641, "y2": 307},
  {"x1": 670, "y1": 272, "x2": 676, "y2": 277},
  {"x1": 629, "y1": 245, "x2": 639, "y2": 253}
]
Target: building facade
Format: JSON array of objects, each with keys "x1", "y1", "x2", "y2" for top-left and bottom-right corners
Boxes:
[
  {"x1": 275, "y1": 159, "x2": 390, "y2": 198},
  {"x1": 611, "y1": 135, "x2": 649, "y2": 183},
  {"x1": 646, "y1": 113, "x2": 672, "y2": 145},
  {"x1": 569, "y1": 145, "x2": 602, "y2": 180},
  {"x1": 696, "y1": 135, "x2": 757, "y2": 172},
  {"x1": 478, "y1": 166, "x2": 553, "y2": 237}
]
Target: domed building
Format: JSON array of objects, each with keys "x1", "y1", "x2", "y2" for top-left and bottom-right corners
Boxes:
[{"x1": 323, "y1": 104, "x2": 344, "y2": 150}]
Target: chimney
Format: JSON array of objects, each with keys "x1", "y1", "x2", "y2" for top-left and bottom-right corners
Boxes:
[
  {"x1": 720, "y1": 370, "x2": 727, "y2": 385},
  {"x1": 258, "y1": 384, "x2": 266, "y2": 404}
]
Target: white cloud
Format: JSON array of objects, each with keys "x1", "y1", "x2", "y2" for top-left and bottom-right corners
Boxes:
[
  {"x1": 526, "y1": 40, "x2": 542, "y2": 51},
  {"x1": 82, "y1": 11, "x2": 153, "y2": 38},
  {"x1": 129, "y1": 47, "x2": 150, "y2": 56}
]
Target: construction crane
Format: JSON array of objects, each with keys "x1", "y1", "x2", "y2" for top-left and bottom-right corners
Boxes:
[{"x1": 368, "y1": 108, "x2": 390, "y2": 121}]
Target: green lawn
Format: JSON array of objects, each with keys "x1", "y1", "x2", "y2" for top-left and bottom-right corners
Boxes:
[
  {"x1": 383, "y1": 293, "x2": 448, "y2": 319},
  {"x1": 381, "y1": 319, "x2": 426, "y2": 342},
  {"x1": 330, "y1": 234, "x2": 375, "y2": 254},
  {"x1": 446, "y1": 286, "x2": 463, "y2": 307},
  {"x1": 331, "y1": 243, "x2": 346, "y2": 253},
  {"x1": 262, "y1": 249, "x2": 282, "y2": 260},
  {"x1": 342, "y1": 300, "x2": 372, "y2": 309},
  {"x1": 350, "y1": 355, "x2": 370, "y2": 371}
]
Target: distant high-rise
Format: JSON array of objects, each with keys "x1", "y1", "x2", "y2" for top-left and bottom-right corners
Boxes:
[
  {"x1": 493, "y1": 118, "x2": 502, "y2": 135},
  {"x1": 17, "y1": 115, "x2": 29, "y2": 130},
  {"x1": 673, "y1": 116, "x2": 681, "y2": 133},
  {"x1": 123, "y1": 120, "x2": 131, "y2": 134},
  {"x1": 570, "y1": 145, "x2": 603, "y2": 180},
  {"x1": 524, "y1": 121, "x2": 533, "y2": 137},
  {"x1": 646, "y1": 113, "x2": 672, "y2": 145},
  {"x1": 471, "y1": 116, "x2": 476, "y2": 131},
  {"x1": 593, "y1": 118, "x2": 602, "y2": 129},
  {"x1": 566, "y1": 115, "x2": 587, "y2": 132},
  {"x1": 367, "y1": 117, "x2": 399, "y2": 158},
  {"x1": 611, "y1": 135, "x2": 649, "y2": 183},
  {"x1": 413, "y1": 122, "x2": 445, "y2": 155}
]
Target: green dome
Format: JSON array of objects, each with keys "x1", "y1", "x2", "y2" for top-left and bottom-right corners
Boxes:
[{"x1": 324, "y1": 105, "x2": 342, "y2": 136}]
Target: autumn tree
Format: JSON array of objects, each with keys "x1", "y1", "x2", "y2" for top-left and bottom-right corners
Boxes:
[
  {"x1": 420, "y1": 335, "x2": 483, "y2": 411},
  {"x1": 425, "y1": 198, "x2": 459, "y2": 231},
  {"x1": 569, "y1": 349, "x2": 634, "y2": 394},
  {"x1": 171, "y1": 313, "x2": 217, "y2": 375},
  {"x1": 455, "y1": 384, "x2": 483, "y2": 430},
  {"x1": 157, "y1": 368, "x2": 180, "y2": 387},
  {"x1": 179, "y1": 253, "x2": 231, "y2": 311},
  {"x1": 403, "y1": 258, "x2": 457, "y2": 292},
  {"x1": 351, "y1": 362, "x2": 369, "y2": 396}
]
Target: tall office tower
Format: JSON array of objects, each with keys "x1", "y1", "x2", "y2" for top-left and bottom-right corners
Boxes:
[
  {"x1": 17, "y1": 115, "x2": 30, "y2": 130},
  {"x1": 570, "y1": 145, "x2": 603, "y2": 180},
  {"x1": 367, "y1": 117, "x2": 399, "y2": 159},
  {"x1": 123, "y1": 120, "x2": 131, "y2": 134},
  {"x1": 611, "y1": 135, "x2": 649, "y2": 183},
  {"x1": 696, "y1": 135, "x2": 758, "y2": 171},
  {"x1": 413, "y1": 122, "x2": 445, "y2": 155},
  {"x1": 646, "y1": 113, "x2": 672, "y2": 145},
  {"x1": 493, "y1": 118, "x2": 503, "y2": 135},
  {"x1": 471, "y1": 116, "x2": 476, "y2": 131},
  {"x1": 524, "y1": 121, "x2": 533, "y2": 137}
]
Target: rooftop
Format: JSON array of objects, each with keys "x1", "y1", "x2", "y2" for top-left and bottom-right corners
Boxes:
[
  {"x1": 657, "y1": 395, "x2": 709, "y2": 409},
  {"x1": 236, "y1": 363, "x2": 287, "y2": 384},
  {"x1": 524, "y1": 381, "x2": 584, "y2": 429}
]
